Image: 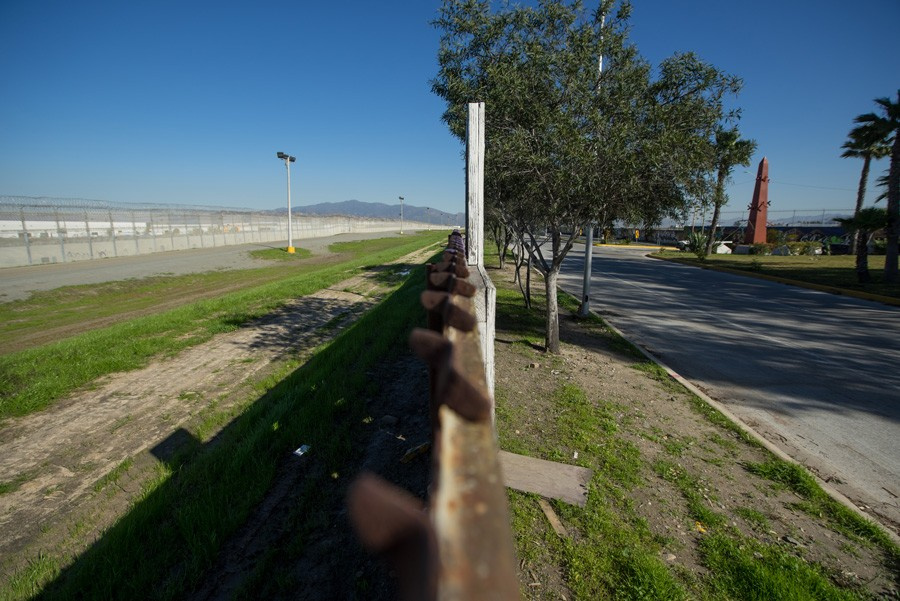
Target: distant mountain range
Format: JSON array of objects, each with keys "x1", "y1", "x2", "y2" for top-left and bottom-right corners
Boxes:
[{"x1": 274, "y1": 200, "x2": 464, "y2": 226}]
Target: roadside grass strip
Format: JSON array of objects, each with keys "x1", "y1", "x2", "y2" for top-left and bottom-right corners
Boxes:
[
  {"x1": 490, "y1": 258, "x2": 897, "y2": 599},
  {"x1": 0, "y1": 233, "x2": 443, "y2": 421},
  {"x1": 653, "y1": 251, "x2": 899, "y2": 301},
  {"x1": 5, "y1": 253, "x2": 433, "y2": 601}
]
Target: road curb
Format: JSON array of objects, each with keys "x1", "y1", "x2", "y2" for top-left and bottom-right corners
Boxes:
[
  {"x1": 592, "y1": 243, "x2": 678, "y2": 251},
  {"x1": 590, "y1": 308, "x2": 900, "y2": 546},
  {"x1": 649, "y1": 254, "x2": 900, "y2": 307}
]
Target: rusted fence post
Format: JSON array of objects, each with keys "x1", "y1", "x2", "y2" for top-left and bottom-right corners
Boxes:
[{"x1": 348, "y1": 231, "x2": 519, "y2": 601}]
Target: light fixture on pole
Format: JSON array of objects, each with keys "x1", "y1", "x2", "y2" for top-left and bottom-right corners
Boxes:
[
  {"x1": 276, "y1": 151, "x2": 297, "y2": 253},
  {"x1": 398, "y1": 196, "x2": 404, "y2": 234}
]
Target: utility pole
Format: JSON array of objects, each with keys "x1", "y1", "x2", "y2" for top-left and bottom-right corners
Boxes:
[
  {"x1": 398, "y1": 196, "x2": 404, "y2": 234},
  {"x1": 579, "y1": 15, "x2": 605, "y2": 317}
]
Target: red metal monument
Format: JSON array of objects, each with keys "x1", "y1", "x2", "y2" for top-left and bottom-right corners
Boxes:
[{"x1": 744, "y1": 157, "x2": 770, "y2": 244}]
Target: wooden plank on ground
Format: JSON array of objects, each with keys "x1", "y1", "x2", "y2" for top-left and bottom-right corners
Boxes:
[{"x1": 498, "y1": 450, "x2": 592, "y2": 507}]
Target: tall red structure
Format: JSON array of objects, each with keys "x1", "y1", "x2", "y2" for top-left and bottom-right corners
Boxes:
[{"x1": 744, "y1": 157, "x2": 770, "y2": 244}]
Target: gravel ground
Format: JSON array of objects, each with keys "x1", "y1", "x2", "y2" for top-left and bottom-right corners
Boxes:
[{"x1": 0, "y1": 231, "x2": 420, "y2": 303}]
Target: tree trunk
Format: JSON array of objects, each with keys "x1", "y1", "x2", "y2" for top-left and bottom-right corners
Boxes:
[
  {"x1": 705, "y1": 171, "x2": 727, "y2": 256},
  {"x1": 855, "y1": 229, "x2": 871, "y2": 283},
  {"x1": 705, "y1": 201, "x2": 722, "y2": 256},
  {"x1": 884, "y1": 125, "x2": 900, "y2": 284},
  {"x1": 852, "y1": 156, "x2": 871, "y2": 255},
  {"x1": 544, "y1": 268, "x2": 560, "y2": 353},
  {"x1": 525, "y1": 252, "x2": 532, "y2": 309}
]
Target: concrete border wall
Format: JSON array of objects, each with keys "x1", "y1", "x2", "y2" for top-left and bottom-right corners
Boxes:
[{"x1": 0, "y1": 211, "x2": 433, "y2": 268}]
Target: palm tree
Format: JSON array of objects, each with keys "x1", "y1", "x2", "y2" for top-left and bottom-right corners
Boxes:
[
  {"x1": 853, "y1": 91, "x2": 900, "y2": 284},
  {"x1": 705, "y1": 127, "x2": 756, "y2": 256},
  {"x1": 841, "y1": 124, "x2": 889, "y2": 256},
  {"x1": 835, "y1": 207, "x2": 888, "y2": 284}
]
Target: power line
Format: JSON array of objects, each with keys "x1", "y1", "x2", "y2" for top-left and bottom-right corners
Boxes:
[{"x1": 768, "y1": 180, "x2": 855, "y2": 192}]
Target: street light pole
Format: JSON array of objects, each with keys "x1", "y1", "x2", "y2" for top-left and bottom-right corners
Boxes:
[
  {"x1": 276, "y1": 151, "x2": 297, "y2": 253},
  {"x1": 398, "y1": 196, "x2": 404, "y2": 234}
]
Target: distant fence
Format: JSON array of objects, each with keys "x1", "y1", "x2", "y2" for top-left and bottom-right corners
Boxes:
[
  {"x1": 0, "y1": 196, "x2": 429, "y2": 268},
  {"x1": 616, "y1": 208, "x2": 857, "y2": 245}
]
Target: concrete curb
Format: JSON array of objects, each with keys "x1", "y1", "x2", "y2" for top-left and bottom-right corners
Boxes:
[
  {"x1": 650, "y1": 254, "x2": 900, "y2": 308},
  {"x1": 592, "y1": 243, "x2": 679, "y2": 251},
  {"x1": 591, "y1": 309, "x2": 900, "y2": 547}
]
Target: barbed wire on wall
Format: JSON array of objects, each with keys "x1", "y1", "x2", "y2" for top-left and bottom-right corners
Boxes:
[{"x1": 0, "y1": 195, "x2": 421, "y2": 268}]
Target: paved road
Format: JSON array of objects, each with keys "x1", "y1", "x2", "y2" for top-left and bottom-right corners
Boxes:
[
  {"x1": 558, "y1": 245, "x2": 900, "y2": 530},
  {"x1": 0, "y1": 231, "x2": 416, "y2": 303}
]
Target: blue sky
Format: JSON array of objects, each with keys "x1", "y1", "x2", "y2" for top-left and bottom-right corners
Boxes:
[{"x1": 1, "y1": 1, "x2": 898, "y2": 217}]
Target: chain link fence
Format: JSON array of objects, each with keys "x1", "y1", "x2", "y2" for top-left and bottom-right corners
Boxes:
[{"x1": 0, "y1": 196, "x2": 425, "y2": 268}]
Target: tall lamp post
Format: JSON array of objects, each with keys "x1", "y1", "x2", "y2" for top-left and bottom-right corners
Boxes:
[
  {"x1": 276, "y1": 151, "x2": 296, "y2": 253},
  {"x1": 398, "y1": 196, "x2": 404, "y2": 234}
]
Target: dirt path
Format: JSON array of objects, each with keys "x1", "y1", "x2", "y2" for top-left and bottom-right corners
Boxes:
[{"x1": 0, "y1": 243, "x2": 439, "y2": 571}]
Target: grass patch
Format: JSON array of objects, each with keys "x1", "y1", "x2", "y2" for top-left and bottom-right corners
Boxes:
[
  {"x1": 11, "y1": 252, "x2": 434, "y2": 601},
  {"x1": 746, "y1": 458, "x2": 898, "y2": 552},
  {"x1": 653, "y1": 460, "x2": 725, "y2": 530},
  {"x1": 247, "y1": 247, "x2": 312, "y2": 260},
  {"x1": 735, "y1": 506, "x2": 770, "y2": 530},
  {"x1": 0, "y1": 233, "x2": 443, "y2": 421},
  {"x1": 0, "y1": 472, "x2": 33, "y2": 496},
  {"x1": 1, "y1": 553, "x2": 60, "y2": 601},
  {"x1": 700, "y1": 532, "x2": 861, "y2": 600},
  {"x1": 654, "y1": 251, "x2": 899, "y2": 300},
  {"x1": 92, "y1": 458, "x2": 134, "y2": 493}
]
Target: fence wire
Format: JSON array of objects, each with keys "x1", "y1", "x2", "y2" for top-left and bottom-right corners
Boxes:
[{"x1": 0, "y1": 196, "x2": 413, "y2": 267}]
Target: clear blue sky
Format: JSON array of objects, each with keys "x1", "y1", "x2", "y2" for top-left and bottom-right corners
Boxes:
[{"x1": 1, "y1": 1, "x2": 898, "y2": 217}]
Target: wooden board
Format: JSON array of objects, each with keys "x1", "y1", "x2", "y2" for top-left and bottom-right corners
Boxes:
[{"x1": 498, "y1": 450, "x2": 592, "y2": 507}]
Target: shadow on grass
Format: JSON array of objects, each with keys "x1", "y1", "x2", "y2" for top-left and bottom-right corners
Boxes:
[{"x1": 31, "y1": 265, "x2": 429, "y2": 601}]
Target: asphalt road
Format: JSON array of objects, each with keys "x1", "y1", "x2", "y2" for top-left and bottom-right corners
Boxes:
[
  {"x1": 558, "y1": 244, "x2": 900, "y2": 530},
  {"x1": 0, "y1": 231, "x2": 415, "y2": 303}
]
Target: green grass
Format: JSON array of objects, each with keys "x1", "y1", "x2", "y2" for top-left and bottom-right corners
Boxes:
[
  {"x1": 92, "y1": 459, "x2": 134, "y2": 493},
  {"x1": 654, "y1": 251, "x2": 899, "y2": 300},
  {"x1": 9, "y1": 250, "x2": 435, "y2": 601},
  {"x1": 247, "y1": 247, "x2": 312, "y2": 260},
  {"x1": 0, "y1": 472, "x2": 33, "y2": 496},
  {"x1": 0, "y1": 260, "x2": 323, "y2": 354},
  {"x1": 746, "y1": 458, "x2": 899, "y2": 552},
  {"x1": 0, "y1": 233, "x2": 443, "y2": 421},
  {"x1": 700, "y1": 532, "x2": 860, "y2": 601}
]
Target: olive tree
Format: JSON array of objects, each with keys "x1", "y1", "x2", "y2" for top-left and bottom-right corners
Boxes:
[{"x1": 433, "y1": 0, "x2": 741, "y2": 352}]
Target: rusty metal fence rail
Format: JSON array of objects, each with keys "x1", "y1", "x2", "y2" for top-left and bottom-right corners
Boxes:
[{"x1": 348, "y1": 230, "x2": 520, "y2": 601}]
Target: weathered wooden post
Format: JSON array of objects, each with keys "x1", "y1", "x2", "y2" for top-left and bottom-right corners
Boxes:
[{"x1": 464, "y1": 102, "x2": 497, "y2": 404}]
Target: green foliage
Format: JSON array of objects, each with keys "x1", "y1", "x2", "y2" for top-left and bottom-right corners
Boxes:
[
  {"x1": 433, "y1": 0, "x2": 743, "y2": 351},
  {"x1": 785, "y1": 241, "x2": 823, "y2": 256},
  {"x1": 685, "y1": 231, "x2": 708, "y2": 259},
  {"x1": 750, "y1": 242, "x2": 774, "y2": 255},
  {"x1": 834, "y1": 206, "x2": 888, "y2": 234}
]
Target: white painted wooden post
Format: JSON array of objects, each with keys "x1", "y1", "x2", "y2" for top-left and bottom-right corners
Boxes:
[
  {"x1": 466, "y1": 102, "x2": 485, "y2": 267},
  {"x1": 464, "y1": 101, "x2": 496, "y2": 410}
]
